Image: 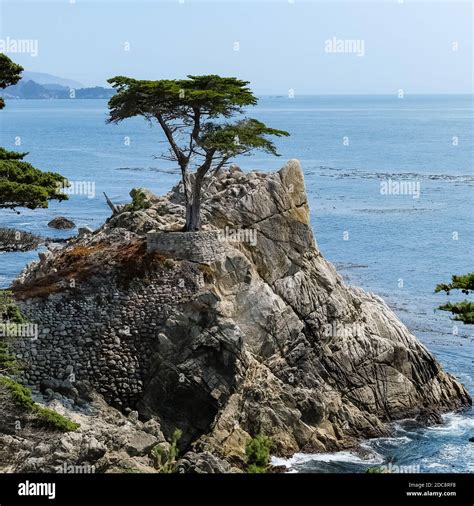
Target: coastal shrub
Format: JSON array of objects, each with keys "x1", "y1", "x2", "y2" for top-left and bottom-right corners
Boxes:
[
  {"x1": 0, "y1": 291, "x2": 28, "y2": 373},
  {"x1": 245, "y1": 434, "x2": 273, "y2": 473},
  {"x1": 150, "y1": 428, "x2": 182, "y2": 473},
  {"x1": 0, "y1": 341, "x2": 18, "y2": 373},
  {"x1": 129, "y1": 189, "x2": 151, "y2": 211},
  {"x1": 0, "y1": 290, "x2": 28, "y2": 324},
  {"x1": 366, "y1": 466, "x2": 389, "y2": 474},
  {"x1": 198, "y1": 264, "x2": 214, "y2": 283},
  {"x1": 0, "y1": 377, "x2": 80, "y2": 432}
]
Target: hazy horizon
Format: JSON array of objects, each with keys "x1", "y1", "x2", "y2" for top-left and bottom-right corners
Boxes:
[{"x1": 1, "y1": 0, "x2": 472, "y2": 95}]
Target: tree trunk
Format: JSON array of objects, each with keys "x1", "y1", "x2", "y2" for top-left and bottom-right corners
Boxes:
[
  {"x1": 185, "y1": 199, "x2": 201, "y2": 231},
  {"x1": 184, "y1": 176, "x2": 203, "y2": 231}
]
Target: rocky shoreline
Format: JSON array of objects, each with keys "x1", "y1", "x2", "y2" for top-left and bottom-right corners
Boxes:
[{"x1": 1, "y1": 160, "x2": 471, "y2": 473}]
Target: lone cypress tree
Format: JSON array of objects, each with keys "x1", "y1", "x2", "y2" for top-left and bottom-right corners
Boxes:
[
  {"x1": 107, "y1": 75, "x2": 289, "y2": 231},
  {"x1": 0, "y1": 54, "x2": 67, "y2": 210}
]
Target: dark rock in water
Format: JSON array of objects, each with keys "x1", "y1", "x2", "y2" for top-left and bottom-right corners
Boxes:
[
  {"x1": 469, "y1": 437, "x2": 474, "y2": 443},
  {"x1": 48, "y1": 216, "x2": 75, "y2": 230},
  {"x1": 0, "y1": 228, "x2": 42, "y2": 252},
  {"x1": 415, "y1": 410, "x2": 443, "y2": 426}
]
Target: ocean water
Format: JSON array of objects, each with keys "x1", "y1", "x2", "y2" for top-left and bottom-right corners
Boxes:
[{"x1": 0, "y1": 95, "x2": 473, "y2": 472}]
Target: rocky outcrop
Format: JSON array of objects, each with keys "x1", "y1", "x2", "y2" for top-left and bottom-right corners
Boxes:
[
  {"x1": 6, "y1": 160, "x2": 471, "y2": 471},
  {"x1": 0, "y1": 228, "x2": 42, "y2": 252},
  {"x1": 0, "y1": 385, "x2": 165, "y2": 473}
]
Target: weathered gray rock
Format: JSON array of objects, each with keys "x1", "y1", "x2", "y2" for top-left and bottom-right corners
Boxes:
[
  {"x1": 0, "y1": 389, "x2": 164, "y2": 473},
  {"x1": 7, "y1": 160, "x2": 471, "y2": 472},
  {"x1": 176, "y1": 451, "x2": 234, "y2": 473}
]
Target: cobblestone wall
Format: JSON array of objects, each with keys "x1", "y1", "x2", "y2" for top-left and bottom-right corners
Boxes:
[{"x1": 11, "y1": 262, "x2": 203, "y2": 409}]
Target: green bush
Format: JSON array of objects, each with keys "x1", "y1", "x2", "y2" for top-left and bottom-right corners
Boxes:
[
  {"x1": 0, "y1": 377, "x2": 80, "y2": 432},
  {"x1": 128, "y1": 189, "x2": 151, "y2": 211},
  {"x1": 150, "y1": 428, "x2": 182, "y2": 473},
  {"x1": 0, "y1": 290, "x2": 28, "y2": 324},
  {"x1": 0, "y1": 291, "x2": 29, "y2": 373},
  {"x1": 245, "y1": 434, "x2": 273, "y2": 473},
  {"x1": 0, "y1": 341, "x2": 18, "y2": 373},
  {"x1": 366, "y1": 466, "x2": 389, "y2": 474},
  {"x1": 35, "y1": 405, "x2": 80, "y2": 432}
]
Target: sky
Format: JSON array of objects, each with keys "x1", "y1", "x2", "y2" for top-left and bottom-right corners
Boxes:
[{"x1": 0, "y1": 0, "x2": 472, "y2": 94}]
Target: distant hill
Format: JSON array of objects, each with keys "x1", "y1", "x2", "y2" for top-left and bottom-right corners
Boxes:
[
  {"x1": 22, "y1": 71, "x2": 84, "y2": 89},
  {"x1": 2, "y1": 80, "x2": 115, "y2": 100}
]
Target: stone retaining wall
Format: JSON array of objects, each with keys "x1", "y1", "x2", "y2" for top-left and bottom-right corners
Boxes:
[{"x1": 147, "y1": 231, "x2": 227, "y2": 264}]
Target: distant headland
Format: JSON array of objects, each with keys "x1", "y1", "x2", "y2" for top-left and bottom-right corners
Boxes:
[{"x1": 1, "y1": 70, "x2": 114, "y2": 100}]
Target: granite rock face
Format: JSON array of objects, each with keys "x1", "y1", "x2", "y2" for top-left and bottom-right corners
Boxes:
[{"x1": 8, "y1": 160, "x2": 471, "y2": 469}]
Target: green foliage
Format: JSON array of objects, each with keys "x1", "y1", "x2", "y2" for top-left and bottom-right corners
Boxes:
[
  {"x1": 150, "y1": 428, "x2": 182, "y2": 473},
  {"x1": 0, "y1": 55, "x2": 68, "y2": 210},
  {"x1": 128, "y1": 188, "x2": 151, "y2": 211},
  {"x1": 435, "y1": 273, "x2": 474, "y2": 295},
  {"x1": 366, "y1": 466, "x2": 389, "y2": 474},
  {"x1": 0, "y1": 157, "x2": 68, "y2": 210},
  {"x1": 0, "y1": 53, "x2": 23, "y2": 110},
  {"x1": 200, "y1": 118, "x2": 288, "y2": 158},
  {"x1": 435, "y1": 273, "x2": 474, "y2": 324},
  {"x1": 0, "y1": 290, "x2": 28, "y2": 324},
  {"x1": 438, "y1": 301, "x2": 474, "y2": 325},
  {"x1": 245, "y1": 434, "x2": 273, "y2": 473},
  {"x1": 34, "y1": 404, "x2": 80, "y2": 432},
  {"x1": 0, "y1": 341, "x2": 18, "y2": 373},
  {"x1": 0, "y1": 147, "x2": 28, "y2": 160},
  {"x1": 0, "y1": 291, "x2": 27, "y2": 373},
  {"x1": 108, "y1": 75, "x2": 258, "y2": 121},
  {"x1": 0, "y1": 377, "x2": 80, "y2": 432}
]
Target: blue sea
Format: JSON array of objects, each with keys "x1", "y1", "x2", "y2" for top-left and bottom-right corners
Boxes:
[{"x1": 0, "y1": 95, "x2": 473, "y2": 473}]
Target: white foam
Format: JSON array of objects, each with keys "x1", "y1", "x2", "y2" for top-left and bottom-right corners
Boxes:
[
  {"x1": 426, "y1": 413, "x2": 474, "y2": 435},
  {"x1": 364, "y1": 436, "x2": 410, "y2": 449},
  {"x1": 271, "y1": 449, "x2": 384, "y2": 469}
]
